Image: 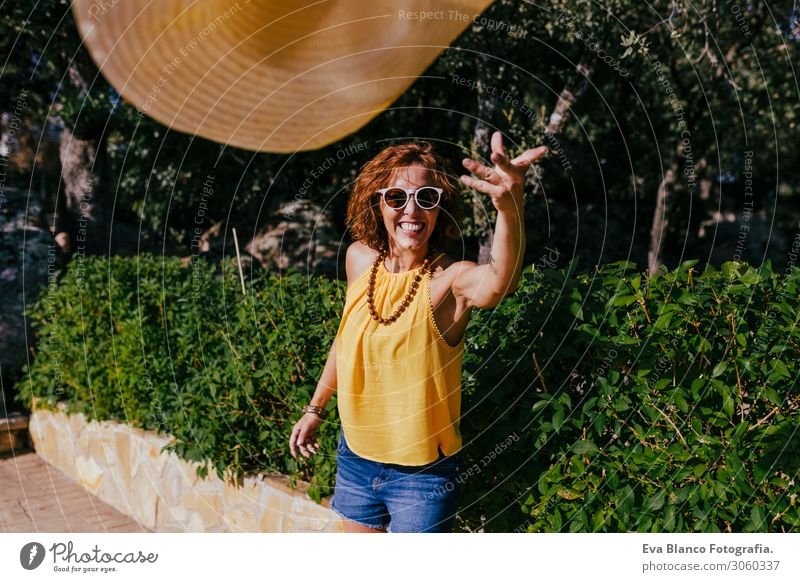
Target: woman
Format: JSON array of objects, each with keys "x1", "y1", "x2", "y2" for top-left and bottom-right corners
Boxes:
[{"x1": 289, "y1": 131, "x2": 547, "y2": 532}]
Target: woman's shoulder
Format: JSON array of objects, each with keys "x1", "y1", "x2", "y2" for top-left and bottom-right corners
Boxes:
[
  {"x1": 431, "y1": 253, "x2": 483, "y2": 285},
  {"x1": 345, "y1": 242, "x2": 378, "y2": 285}
]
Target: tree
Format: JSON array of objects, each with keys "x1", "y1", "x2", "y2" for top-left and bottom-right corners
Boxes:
[
  {"x1": 2, "y1": 0, "x2": 798, "y2": 270},
  {"x1": 1, "y1": 0, "x2": 113, "y2": 254}
]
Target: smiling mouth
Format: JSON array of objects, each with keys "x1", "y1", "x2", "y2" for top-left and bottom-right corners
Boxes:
[{"x1": 398, "y1": 222, "x2": 425, "y2": 233}]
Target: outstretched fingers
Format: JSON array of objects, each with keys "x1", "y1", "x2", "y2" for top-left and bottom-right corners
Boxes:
[
  {"x1": 511, "y1": 145, "x2": 549, "y2": 168},
  {"x1": 460, "y1": 173, "x2": 504, "y2": 196},
  {"x1": 461, "y1": 132, "x2": 548, "y2": 196},
  {"x1": 462, "y1": 157, "x2": 496, "y2": 182},
  {"x1": 490, "y1": 131, "x2": 514, "y2": 172}
]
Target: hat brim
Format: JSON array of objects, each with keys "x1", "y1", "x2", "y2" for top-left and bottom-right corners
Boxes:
[{"x1": 72, "y1": 0, "x2": 494, "y2": 153}]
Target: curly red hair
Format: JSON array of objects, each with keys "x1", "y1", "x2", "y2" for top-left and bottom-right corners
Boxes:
[{"x1": 345, "y1": 141, "x2": 464, "y2": 253}]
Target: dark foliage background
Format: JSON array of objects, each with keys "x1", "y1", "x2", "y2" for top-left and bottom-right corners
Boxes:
[{"x1": 1, "y1": 1, "x2": 798, "y2": 269}]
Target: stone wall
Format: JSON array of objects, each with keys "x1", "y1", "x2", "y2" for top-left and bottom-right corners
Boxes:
[{"x1": 28, "y1": 404, "x2": 343, "y2": 532}]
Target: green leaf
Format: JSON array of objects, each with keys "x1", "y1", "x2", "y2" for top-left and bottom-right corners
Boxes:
[
  {"x1": 769, "y1": 344, "x2": 790, "y2": 354},
  {"x1": 752, "y1": 463, "x2": 768, "y2": 485},
  {"x1": 552, "y1": 410, "x2": 565, "y2": 431},
  {"x1": 552, "y1": 508, "x2": 563, "y2": 531},
  {"x1": 653, "y1": 378, "x2": 671, "y2": 391},
  {"x1": 612, "y1": 294, "x2": 639, "y2": 307},
  {"x1": 556, "y1": 488, "x2": 582, "y2": 500},
  {"x1": 654, "y1": 313, "x2": 673, "y2": 330},
  {"x1": 741, "y1": 269, "x2": 760, "y2": 285},
  {"x1": 538, "y1": 477, "x2": 550, "y2": 495},
  {"x1": 618, "y1": 486, "x2": 635, "y2": 515},
  {"x1": 711, "y1": 362, "x2": 728, "y2": 378},
  {"x1": 749, "y1": 505, "x2": 765, "y2": 531},
  {"x1": 645, "y1": 490, "x2": 666, "y2": 512},
  {"x1": 532, "y1": 399, "x2": 549, "y2": 412},
  {"x1": 614, "y1": 399, "x2": 630, "y2": 412},
  {"x1": 726, "y1": 452, "x2": 750, "y2": 492},
  {"x1": 573, "y1": 440, "x2": 598, "y2": 455},
  {"x1": 673, "y1": 392, "x2": 689, "y2": 413},
  {"x1": 722, "y1": 392, "x2": 735, "y2": 417},
  {"x1": 764, "y1": 388, "x2": 783, "y2": 406},
  {"x1": 771, "y1": 360, "x2": 790, "y2": 379}
]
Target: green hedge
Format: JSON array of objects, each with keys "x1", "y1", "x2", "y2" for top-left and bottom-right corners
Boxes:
[
  {"x1": 17, "y1": 254, "x2": 800, "y2": 532},
  {"x1": 17, "y1": 255, "x2": 344, "y2": 500}
]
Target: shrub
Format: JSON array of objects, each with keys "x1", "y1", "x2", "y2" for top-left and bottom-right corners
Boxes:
[
  {"x1": 18, "y1": 255, "x2": 799, "y2": 530},
  {"x1": 459, "y1": 259, "x2": 799, "y2": 532},
  {"x1": 17, "y1": 254, "x2": 343, "y2": 501}
]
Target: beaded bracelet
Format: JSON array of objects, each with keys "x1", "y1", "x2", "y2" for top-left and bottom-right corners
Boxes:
[{"x1": 302, "y1": 404, "x2": 328, "y2": 419}]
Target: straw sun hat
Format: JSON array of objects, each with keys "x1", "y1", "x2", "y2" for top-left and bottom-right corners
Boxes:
[{"x1": 72, "y1": 0, "x2": 493, "y2": 153}]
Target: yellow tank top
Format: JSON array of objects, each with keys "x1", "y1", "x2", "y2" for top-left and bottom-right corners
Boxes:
[{"x1": 335, "y1": 252, "x2": 465, "y2": 466}]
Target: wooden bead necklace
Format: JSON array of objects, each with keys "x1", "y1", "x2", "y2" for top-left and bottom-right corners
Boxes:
[{"x1": 367, "y1": 247, "x2": 433, "y2": 325}]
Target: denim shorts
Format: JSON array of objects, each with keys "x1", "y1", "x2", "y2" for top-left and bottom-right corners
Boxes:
[{"x1": 330, "y1": 430, "x2": 464, "y2": 533}]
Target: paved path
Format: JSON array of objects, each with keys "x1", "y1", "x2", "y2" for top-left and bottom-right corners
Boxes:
[{"x1": 0, "y1": 448, "x2": 151, "y2": 533}]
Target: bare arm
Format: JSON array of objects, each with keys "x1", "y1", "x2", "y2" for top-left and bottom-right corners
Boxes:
[
  {"x1": 451, "y1": 209, "x2": 526, "y2": 308},
  {"x1": 453, "y1": 132, "x2": 546, "y2": 309},
  {"x1": 309, "y1": 336, "x2": 337, "y2": 409}
]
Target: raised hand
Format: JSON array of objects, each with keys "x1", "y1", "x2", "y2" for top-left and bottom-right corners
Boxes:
[{"x1": 460, "y1": 131, "x2": 548, "y2": 214}]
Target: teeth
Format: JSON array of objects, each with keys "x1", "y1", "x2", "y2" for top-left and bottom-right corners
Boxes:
[{"x1": 400, "y1": 223, "x2": 423, "y2": 232}]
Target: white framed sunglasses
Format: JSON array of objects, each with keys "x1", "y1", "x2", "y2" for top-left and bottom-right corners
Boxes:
[{"x1": 377, "y1": 186, "x2": 443, "y2": 210}]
